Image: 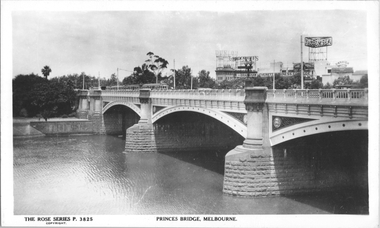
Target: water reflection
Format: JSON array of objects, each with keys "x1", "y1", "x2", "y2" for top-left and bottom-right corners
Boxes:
[{"x1": 14, "y1": 135, "x2": 366, "y2": 215}]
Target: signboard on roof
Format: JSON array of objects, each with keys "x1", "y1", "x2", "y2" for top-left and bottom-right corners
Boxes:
[
  {"x1": 336, "y1": 61, "x2": 349, "y2": 67},
  {"x1": 293, "y1": 62, "x2": 314, "y2": 71},
  {"x1": 232, "y1": 56, "x2": 259, "y2": 62},
  {"x1": 305, "y1": 37, "x2": 333, "y2": 48},
  {"x1": 215, "y1": 50, "x2": 238, "y2": 57}
]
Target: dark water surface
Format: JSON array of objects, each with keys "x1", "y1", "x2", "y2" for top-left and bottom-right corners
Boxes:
[{"x1": 14, "y1": 135, "x2": 366, "y2": 215}]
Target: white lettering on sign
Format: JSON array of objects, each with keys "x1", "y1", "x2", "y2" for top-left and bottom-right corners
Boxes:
[
  {"x1": 305, "y1": 37, "x2": 333, "y2": 48},
  {"x1": 336, "y1": 61, "x2": 349, "y2": 67},
  {"x1": 232, "y1": 56, "x2": 259, "y2": 62}
]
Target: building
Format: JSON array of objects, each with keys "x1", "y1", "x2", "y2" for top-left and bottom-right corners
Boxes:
[
  {"x1": 216, "y1": 61, "x2": 316, "y2": 82},
  {"x1": 215, "y1": 67, "x2": 236, "y2": 81},
  {"x1": 256, "y1": 62, "x2": 283, "y2": 78},
  {"x1": 313, "y1": 60, "x2": 331, "y2": 77},
  {"x1": 215, "y1": 53, "x2": 366, "y2": 86},
  {"x1": 321, "y1": 61, "x2": 366, "y2": 85},
  {"x1": 352, "y1": 70, "x2": 368, "y2": 82}
]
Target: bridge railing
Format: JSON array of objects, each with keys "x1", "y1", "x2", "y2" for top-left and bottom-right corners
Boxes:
[
  {"x1": 266, "y1": 89, "x2": 368, "y2": 106},
  {"x1": 150, "y1": 89, "x2": 245, "y2": 102},
  {"x1": 98, "y1": 88, "x2": 368, "y2": 107},
  {"x1": 100, "y1": 89, "x2": 140, "y2": 98}
]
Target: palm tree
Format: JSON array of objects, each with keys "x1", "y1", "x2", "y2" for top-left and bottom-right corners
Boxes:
[{"x1": 41, "y1": 65, "x2": 52, "y2": 80}]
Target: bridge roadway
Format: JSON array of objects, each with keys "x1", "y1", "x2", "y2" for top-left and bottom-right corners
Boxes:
[{"x1": 77, "y1": 86, "x2": 368, "y2": 197}]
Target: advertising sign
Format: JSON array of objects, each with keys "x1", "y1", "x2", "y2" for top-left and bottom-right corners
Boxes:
[
  {"x1": 215, "y1": 50, "x2": 238, "y2": 57},
  {"x1": 336, "y1": 61, "x2": 349, "y2": 67},
  {"x1": 232, "y1": 56, "x2": 259, "y2": 62},
  {"x1": 293, "y1": 62, "x2": 314, "y2": 71},
  {"x1": 305, "y1": 37, "x2": 333, "y2": 48}
]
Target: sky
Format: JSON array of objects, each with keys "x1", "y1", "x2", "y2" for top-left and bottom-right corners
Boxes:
[{"x1": 11, "y1": 3, "x2": 370, "y2": 81}]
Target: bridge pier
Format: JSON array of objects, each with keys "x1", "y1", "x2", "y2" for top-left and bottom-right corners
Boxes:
[
  {"x1": 77, "y1": 90, "x2": 89, "y2": 119},
  {"x1": 124, "y1": 88, "x2": 157, "y2": 152},
  {"x1": 87, "y1": 89, "x2": 105, "y2": 134},
  {"x1": 223, "y1": 86, "x2": 368, "y2": 197},
  {"x1": 223, "y1": 86, "x2": 323, "y2": 197},
  {"x1": 223, "y1": 87, "x2": 279, "y2": 197}
]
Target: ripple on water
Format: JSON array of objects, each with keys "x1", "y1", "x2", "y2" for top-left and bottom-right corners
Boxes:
[{"x1": 13, "y1": 135, "x2": 367, "y2": 215}]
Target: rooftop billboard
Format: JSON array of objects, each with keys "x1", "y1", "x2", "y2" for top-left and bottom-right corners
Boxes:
[
  {"x1": 305, "y1": 37, "x2": 333, "y2": 48},
  {"x1": 232, "y1": 56, "x2": 259, "y2": 62},
  {"x1": 293, "y1": 62, "x2": 314, "y2": 71}
]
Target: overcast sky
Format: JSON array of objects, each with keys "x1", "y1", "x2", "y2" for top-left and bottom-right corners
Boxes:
[{"x1": 11, "y1": 5, "x2": 369, "y2": 80}]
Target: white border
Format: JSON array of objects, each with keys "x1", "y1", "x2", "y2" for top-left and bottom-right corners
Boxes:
[{"x1": 2, "y1": 1, "x2": 379, "y2": 227}]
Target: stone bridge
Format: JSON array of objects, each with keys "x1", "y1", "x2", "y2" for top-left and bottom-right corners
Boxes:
[{"x1": 77, "y1": 84, "x2": 368, "y2": 197}]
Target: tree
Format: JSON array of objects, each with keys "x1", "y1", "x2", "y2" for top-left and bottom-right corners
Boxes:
[
  {"x1": 332, "y1": 76, "x2": 353, "y2": 88},
  {"x1": 216, "y1": 77, "x2": 245, "y2": 89},
  {"x1": 275, "y1": 76, "x2": 292, "y2": 89},
  {"x1": 108, "y1": 73, "x2": 119, "y2": 86},
  {"x1": 145, "y1": 52, "x2": 169, "y2": 83},
  {"x1": 41, "y1": 65, "x2": 52, "y2": 80},
  {"x1": 290, "y1": 73, "x2": 301, "y2": 88},
  {"x1": 359, "y1": 74, "x2": 368, "y2": 88},
  {"x1": 30, "y1": 80, "x2": 77, "y2": 121},
  {"x1": 122, "y1": 74, "x2": 136, "y2": 85},
  {"x1": 197, "y1": 70, "x2": 216, "y2": 88},
  {"x1": 175, "y1": 66, "x2": 194, "y2": 89},
  {"x1": 323, "y1": 82, "x2": 333, "y2": 89},
  {"x1": 309, "y1": 78, "x2": 323, "y2": 89},
  {"x1": 13, "y1": 73, "x2": 45, "y2": 117}
]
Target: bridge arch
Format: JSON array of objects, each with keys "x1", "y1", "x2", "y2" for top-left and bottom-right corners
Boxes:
[
  {"x1": 270, "y1": 118, "x2": 368, "y2": 146},
  {"x1": 152, "y1": 105, "x2": 247, "y2": 137},
  {"x1": 102, "y1": 101, "x2": 141, "y2": 117}
]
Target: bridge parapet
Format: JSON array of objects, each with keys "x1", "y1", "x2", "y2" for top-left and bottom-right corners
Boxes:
[
  {"x1": 77, "y1": 89, "x2": 89, "y2": 97},
  {"x1": 77, "y1": 89, "x2": 89, "y2": 119},
  {"x1": 266, "y1": 89, "x2": 368, "y2": 106},
  {"x1": 101, "y1": 89, "x2": 140, "y2": 97},
  {"x1": 150, "y1": 89, "x2": 246, "y2": 112},
  {"x1": 150, "y1": 89, "x2": 245, "y2": 102}
]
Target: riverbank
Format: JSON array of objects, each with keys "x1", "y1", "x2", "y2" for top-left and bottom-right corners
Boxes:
[
  {"x1": 13, "y1": 117, "x2": 86, "y2": 124},
  {"x1": 13, "y1": 117, "x2": 92, "y2": 138}
]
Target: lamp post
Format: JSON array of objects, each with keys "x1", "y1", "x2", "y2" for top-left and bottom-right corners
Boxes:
[
  {"x1": 171, "y1": 69, "x2": 176, "y2": 90},
  {"x1": 301, "y1": 35, "x2": 304, "y2": 89},
  {"x1": 191, "y1": 74, "x2": 193, "y2": 90},
  {"x1": 98, "y1": 72, "x2": 100, "y2": 90},
  {"x1": 273, "y1": 60, "x2": 276, "y2": 89},
  {"x1": 173, "y1": 59, "x2": 176, "y2": 89}
]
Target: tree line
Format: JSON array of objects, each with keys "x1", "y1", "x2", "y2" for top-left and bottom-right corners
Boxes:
[
  {"x1": 13, "y1": 72, "x2": 77, "y2": 120},
  {"x1": 13, "y1": 54, "x2": 368, "y2": 120},
  {"x1": 121, "y1": 52, "x2": 368, "y2": 90}
]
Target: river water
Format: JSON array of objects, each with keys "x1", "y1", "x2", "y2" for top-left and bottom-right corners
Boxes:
[{"x1": 13, "y1": 135, "x2": 367, "y2": 215}]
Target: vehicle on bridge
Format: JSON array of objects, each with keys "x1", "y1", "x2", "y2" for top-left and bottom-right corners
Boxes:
[
  {"x1": 141, "y1": 83, "x2": 169, "y2": 90},
  {"x1": 102, "y1": 83, "x2": 169, "y2": 91}
]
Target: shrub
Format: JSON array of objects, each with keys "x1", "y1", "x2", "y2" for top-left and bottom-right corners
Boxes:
[
  {"x1": 68, "y1": 112, "x2": 77, "y2": 117},
  {"x1": 19, "y1": 108, "x2": 28, "y2": 117}
]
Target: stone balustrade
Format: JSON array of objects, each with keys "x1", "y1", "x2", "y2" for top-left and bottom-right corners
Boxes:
[
  {"x1": 150, "y1": 89, "x2": 245, "y2": 102},
  {"x1": 90, "y1": 88, "x2": 368, "y2": 109},
  {"x1": 101, "y1": 89, "x2": 140, "y2": 97},
  {"x1": 266, "y1": 89, "x2": 368, "y2": 106},
  {"x1": 150, "y1": 89, "x2": 246, "y2": 112}
]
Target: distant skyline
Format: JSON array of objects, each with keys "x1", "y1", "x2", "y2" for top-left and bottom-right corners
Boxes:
[{"x1": 11, "y1": 5, "x2": 369, "y2": 81}]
